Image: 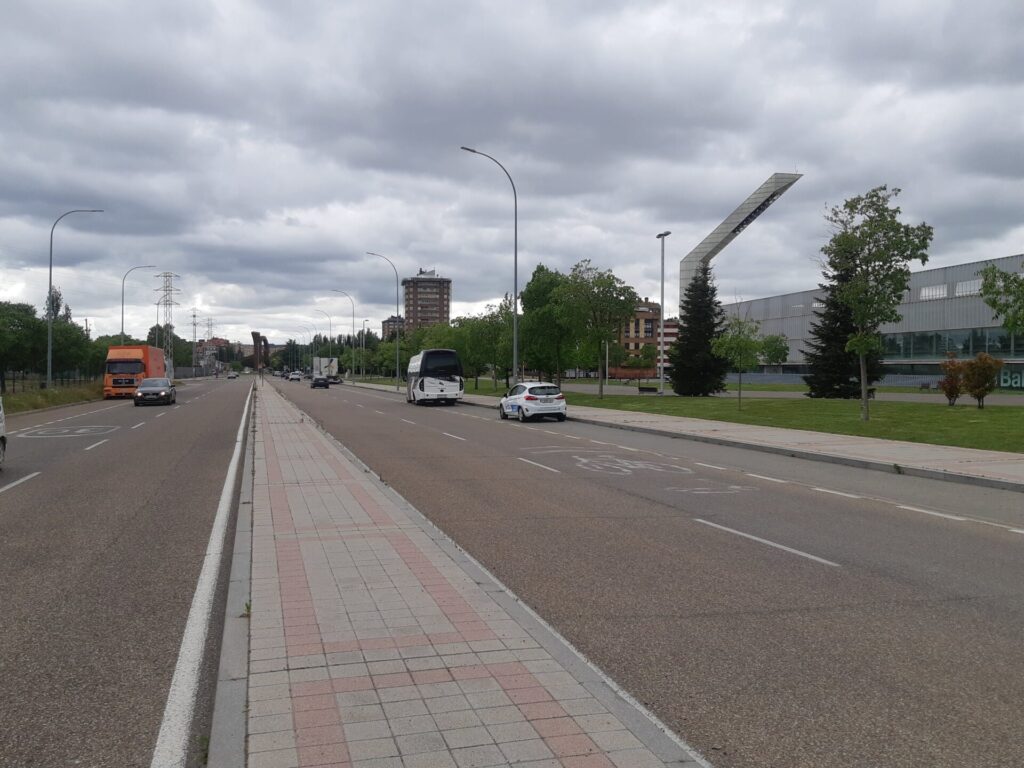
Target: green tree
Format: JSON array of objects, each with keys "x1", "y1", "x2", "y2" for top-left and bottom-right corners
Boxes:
[
  {"x1": 803, "y1": 266, "x2": 885, "y2": 398},
  {"x1": 0, "y1": 302, "x2": 45, "y2": 392},
  {"x1": 521, "y1": 265, "x2": 575, "y2": 384},
  {"x1": 554, "y1": 260, "x2": 639, "y2": 398},
  {"x1": 712, "y1": 316, "x2": 762, "y2": 409},
  {"x1": 669, "y1": 261, "x2": 728, "y2": 396},
  {"x1": 824, "y1": 185, "x2": 932, "y2": 420},
  {"x1": 961, "y1": 352, "x2": 1003, "y2": 409},
  {"x1": 760, "y1": 335, "x2": 789, "y2": 367},
  {"x1": 979, "y1": 262, "x2": 1024, "y2": 340}
]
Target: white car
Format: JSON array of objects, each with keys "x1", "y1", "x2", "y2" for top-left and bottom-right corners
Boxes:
[
  {"x1": 288, "y1": 372, "x2": 302, "y2": 381},
  {"x1": 499, "y1": 382, "x2": 567, "y2": 422}
]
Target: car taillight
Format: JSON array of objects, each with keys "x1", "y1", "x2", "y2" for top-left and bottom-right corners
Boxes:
[
  {"x1": 524, "y1": 395, "x2": 538, "y2": 401},
  {"x1": 555, "y1": 394, "x2": 564, "y2": 400}
]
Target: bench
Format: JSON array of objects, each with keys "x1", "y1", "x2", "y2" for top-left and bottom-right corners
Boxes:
[{"x1": 638, "y1": 385, "x2": 659, "y2": 394}]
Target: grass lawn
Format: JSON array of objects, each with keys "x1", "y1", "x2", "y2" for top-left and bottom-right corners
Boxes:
[
  {"x1": 563, "y1": 392, "x2": 1024, "y2": 453},
  {"x1": 3, "y1": 382, "x2": 104, "y2": 414}
]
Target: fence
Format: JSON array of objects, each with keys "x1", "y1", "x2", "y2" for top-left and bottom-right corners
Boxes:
[{"x1": 2, "y1": 371, "x2": 100, "y2": 394}]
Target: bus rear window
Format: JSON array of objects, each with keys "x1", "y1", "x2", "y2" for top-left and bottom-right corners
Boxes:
[{"x1": 421, "y1": 351, "x2": 462, "y2": 377}]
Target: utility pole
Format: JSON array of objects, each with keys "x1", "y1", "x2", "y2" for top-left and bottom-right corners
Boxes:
[{"x1": 155, "y1": 272, "x2": 180, "y2": 372}]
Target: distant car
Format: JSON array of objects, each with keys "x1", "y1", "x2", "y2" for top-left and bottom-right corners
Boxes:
[
  {"x1": 288, "y1": 372, "x2": 302, "y2": 381},
  {"x1": 310, "y1": 374, "x2": 329, "y2": 389},
  {"x1": 135, "y1": 377, "x2": 176, "y2": 406},
  {"x1": 226, "y1": 371, "x2": 239, "y2": 379},
  {"x1": 499, "y1": 382, "x2": 567, "y2": 422}
]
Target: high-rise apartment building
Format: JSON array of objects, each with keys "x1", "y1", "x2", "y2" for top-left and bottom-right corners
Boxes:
[{"x1": 402, "y1": 269, "x2": 451, "y2": 331}]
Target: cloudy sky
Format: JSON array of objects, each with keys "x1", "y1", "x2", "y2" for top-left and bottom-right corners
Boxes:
[{"x1": 2, "y1": 1, "x2": 1022, "y2": 345}]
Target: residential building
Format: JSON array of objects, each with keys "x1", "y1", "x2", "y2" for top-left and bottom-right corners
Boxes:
[
  {"x1": 382, "y1": 315, "x2": 405, "y2": 340},
  {"x1": 402, "y1": 269, "x2": 451, "y2": 331}
]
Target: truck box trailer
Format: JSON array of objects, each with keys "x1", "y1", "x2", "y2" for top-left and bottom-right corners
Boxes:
[{"x1": 103, "y1": 345, "x2": 167, "y2": 398}]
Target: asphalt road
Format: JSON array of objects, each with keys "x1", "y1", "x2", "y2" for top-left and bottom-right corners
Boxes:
[
  {"x1": 271, "y1": 378, "x2": 1024, "y2": 768},
  {"x1": 0, "y1": 378, "x2": 251, "y2": 768}
]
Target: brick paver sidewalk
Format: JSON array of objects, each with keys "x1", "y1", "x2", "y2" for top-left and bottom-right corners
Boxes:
[{"x1": 244, "y1": 385, "x2": 706, "y2": 768}]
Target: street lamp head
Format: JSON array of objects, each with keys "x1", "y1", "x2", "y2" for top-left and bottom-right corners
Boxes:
[
  {"x1": 460, "y1": 146, "x2": 477, "y2": 154},
  {"x1": 657, "y1": 231, "x2": 671, "y2": 239}
]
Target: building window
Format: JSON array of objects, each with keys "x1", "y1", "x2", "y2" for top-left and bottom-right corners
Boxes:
[
  {"x1": 955, "y1": 279, "x2": 982, "y2": 297},
  {"x1": 643, "y1": 320, "x2": 654, "y2": 337},
  {"x1": 919, "y1": 284, "x2": 947, "y2": 301}
]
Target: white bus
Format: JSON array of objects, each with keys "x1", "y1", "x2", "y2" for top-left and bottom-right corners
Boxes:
[{"x1": 407, "y1": 349, "x2": 464, "y2": 405}]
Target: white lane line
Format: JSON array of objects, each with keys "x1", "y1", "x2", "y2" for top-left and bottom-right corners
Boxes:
[
  {"x1": 813, "y1": 487, "x2": 861, "y2": 499},
  {"x1": 1011, "y1": 529, "x2": 1024, "y2": 535},
  {"x1": 442, "y1": 432, "x2": 466, "y2": 441},
  {"x1": 150, "y1": 384, "x2": 253, "y2": 767},
  {"x1": 617, "y1": 445, "x2": 639, "y2": 452},
  {"x1": 0, "y1": 472, "x2": 41, "y2": 495},
  {"x1": 897, "y1": 505, "x2": 967, "y2": 522},
  {"x1": 518, "y1": 458, "x2": 560, "y2": 473},
  {"x1": 173, "y1": 405, "x2": 181, "y2": 410},
  {"x1": 563, "y1": 435, "x2": 581, "y2": 440},
  {"x1": 131, "y1": 422, "x2": 145, "y2": 429},
  {"x1": 747, "y1": 473, "x2": 788, "y2": 483},
  {"x1": 694, "y1": 518, "x2": 841, "y2": 568},
  {"x1": 156, "y1": 412, "x2": 167, "y2": 418},
  {"x1": 374, "y1": 410, "x2": 385, "y2": 415},
  {"x1": 543, "y1": 430, "x2": 560, "y2": 435},
  {"x1": 695, "y1": 462, "x2": 728, "y2": 470},
  {"x1": 355, "y1": 404, "x2": 364, "y2": 408},
  {"x1": 401, "y1": 419, "x2": 416, "y2": 425},
  {"x1": 590, "y1": 439, "x2": 612, "y2": 445},
  {"x1": 6, "y1": 428, "x2": 22, "y2": 435},
  {"x1": 84, "y1": 439, "x2": 109, "y2": 451}
]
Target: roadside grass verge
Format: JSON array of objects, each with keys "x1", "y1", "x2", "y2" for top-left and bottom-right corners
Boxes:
[
  {"x1": 3, "y1": 382, "x2": 104, "y2": 414},
  {"x1": 563, "y1": 393, "x2": 1024, "y2": 453}
]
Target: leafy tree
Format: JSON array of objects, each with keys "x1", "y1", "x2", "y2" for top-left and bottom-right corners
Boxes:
[
  {"x1": 979, "y1": 262, "x2": 1024, "y2": 339},
  {"x1": 823, "y1": 185, "x2": 932, "y2": 420},
  {"x1": 554, "y1": 260, "x2": 639, "y2": 398},
  {"x1": 803, "y1": 266, "x2": 885, "y2": 398},
  {"x1": 521, "y1": 265, "x2": 575, "y2": 384},
  {"x1": 669, "y1": 261, "x2": 728, "y2": 396},
  {"x1": 0, "y1": 302, "x2": 45, "y2": 392},
  {"x1": 712, "y1": 316, "x2": 762, "y2": 409},
  {"x1": 962, "y1": 352, "x2": 1004, "y2": 409},
  {"x1": 760, "y1": 335, "x2": 789, "y2": 367},
  {"x1": 938, "y1": 353, "x2": 964, "y2": 406}
]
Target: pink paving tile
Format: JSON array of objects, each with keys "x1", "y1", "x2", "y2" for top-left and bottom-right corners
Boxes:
[
  {"x1": 293, "y1": 694, "x2": 337, "y2": 712},
  {"x1": 359, "y1": 637, "x2": 396, "y2": 650},
  {"x1": 293, "y1": 680, "x2": 334, "y2": 697},
  {"x1": 560, "y1": 756, "x2": 615, "y2": 768},
  {"x1": 545, "y1": 735, "x2": 600, "y2": 757},
  {"x1": 459, "y1": 629, "x2": 497, "y2": 641},
  {"x1": 453, "y1": 621, "x2": 489, "y2": 633},
  {"x1": 293, "y1": 707, "x2": 342, "y2": 729},
  {"x1": 450, "y1": 665, "x2": 491, "y2": 680},
  {"x1": 411, "y1": 669, "x2": 453, "y2": 685},
  {"x1": 486, "y1": 662, "x2": 529, "y2": 676},
  {"x1": 371, "y1": 672, "x2": 414, "y2": 688},
  {"x1": 296, "y1": 725, "x2": 346, "y2": 748},
  {"x1": 324, "y1": 641, "x2": 362, "y2": 653},
  {"x1": 520, "y1": 702, "x2": 568, "y2": 721},
  {"x1": 288, "y1": 643, "x2": 325, "y2": 656},
  {"x1": 496, "y1": 674, "x2": 541, "y2": 690},
  {"x1": 507, "y1": 687, "x2": 554, "y2": 705},
  {"x1": 331, "y1": 676, "x2": 373, "y2": 693},
  {"x1": 298, "y1": 743, "x2": 350, "y2": 767},
  {"x1": 428, "y1": 633, "x2": 465, "y2": 645},
  {"x1": 532, "y1": 718, "x2": 584, "y2": 738},
  {"x1": 394, "y1": 634, "x2": 430, "y2": 648}
]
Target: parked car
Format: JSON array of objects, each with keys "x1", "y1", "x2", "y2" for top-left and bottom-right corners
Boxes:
[
  {"x1": 226, "y1": 371, "x2": 239, "y2": 379},
  {"x1": 288, "y1": 372, "x2": 302, "y2": 381},
  {"x1": 310, "y1": 374, "x2": 329, "y2": 389},
  {"x1": 499, "y1": 382, "x2": 567, "y2": 422},
  {"x1": 134, "y1": 377, "x2": 176, "y2": 406}
]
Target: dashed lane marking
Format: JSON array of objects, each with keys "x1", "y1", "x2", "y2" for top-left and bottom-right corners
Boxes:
[
  {"x1": 374, "y1": 410, "x2": 385, "y2": 415},
  {"x1": 518, "y1": 458, "x2": 560, "y2": 473},
  {"x1": 813, "y1": 487, "x2": 861, "y2": 499},
  {"x1": 131, "y1": 422, "x2": 145, "y2": 429},
  {"x1": 84, "y1": 439, "x2": 109, "y2": 451},
  {"x1": 695, "y1": 462, "x2": 728, "y2": 470},
  {"x1": 746, "y1": 473, "x2": 788, "y2": 483},
  {"x1": 401, "y1": 419, "x2": 416, "y2": 425},
  {"x1": 694, "y1": 518, "x2": 841, "y2": 568},
  {"x1": 897, "y1": 505, "x2": 967, "y2": 522},
  {"x1": 0, "y1": 472, "x2": 41, "y2": 495},
  {"x1": 156, "y1": 412, "x2": 167, "y2": 418},
  {"x1": 442, "y1": 432, "x2": 466, "y2": 441}
]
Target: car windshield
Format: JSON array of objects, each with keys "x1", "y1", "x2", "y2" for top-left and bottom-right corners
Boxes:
[
  {"x1": 140, "y1": 378, "x2": 170, "y2": 387},
  {"x1": 106, "y1": 360, "x2": 144, "y2": 374},
  {"x1": 529, "y1": 386, "x2": 560, "y2": 396}
]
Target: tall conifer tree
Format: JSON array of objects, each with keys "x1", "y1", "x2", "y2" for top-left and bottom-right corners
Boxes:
[{"x1": 669, "y1": 261, "x2": 728, "y2": 396}]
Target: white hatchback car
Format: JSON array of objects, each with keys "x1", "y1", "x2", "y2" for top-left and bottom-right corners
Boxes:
[{"x1": 499, "y1": 382, "x2": 567, "y2": 422}]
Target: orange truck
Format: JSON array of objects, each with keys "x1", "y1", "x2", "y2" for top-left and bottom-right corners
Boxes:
[{"x1": 103, "y1": 345, "x2": 167, "y2": 399}]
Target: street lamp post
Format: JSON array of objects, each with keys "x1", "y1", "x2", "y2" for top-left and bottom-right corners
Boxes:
[
  {"x1": 47, "y1": 208, "x2": 103, "y2": 388},
  {"x1": 655, "y1": 231, "x2": 671, "y2": 393},
  {"x1": 461, "y1": 146, "x2": 518, "y2": 385},
  {"x1": 366, "y1": 252, "x2": 401, "y2": 391},
  {"x1": 315, "y1": 309, "x2": 333, "y2": 372},
  {"x1": 121, "y1": 264, "x2": 156, "y2": 344},
  {"x1": 361, "y1": 320, "x2": 368, "y2": 379},
  {"x1": 330, "y1": 290, "x2": 356, "y2": 380},
  {"x1": 656, "y1": 231, "x2": 671, "y2": 395}
]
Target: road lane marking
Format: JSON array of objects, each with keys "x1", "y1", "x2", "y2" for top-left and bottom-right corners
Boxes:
[
  {"x1": 150, "y1": 383, "x2": 253, "y2": 767},
  {"x1": 131, "y1": 422, "x2": 145, "y2": 429},
  {"x1": 442, "y1": 433, "x2": 466, "y2": 441},
  {"x1": 746, "y1": 473, "x2": 788, "y2": 483},
  {"x1": 156, "y1": 412, "x2": 166, "y2": 418},
  {"x1": 0, "y1": 472, "x2": 41, "y2": 495},
  {"x1": 518, "y1": 458, "x2": 560, "y2": 473},
  {"x1": 617, "y1": 445, "x2": 639, "y2": 452},
  {"x1": 374, "y1": 410, "x2": 385, "y2": 415},
  {"x1": 695, "y1": 462, "x2": 728, "y2": 470},
  {"x1": 897, "y1": 505, "x2": 967, "y2": 522},
  {"x1": 84, "y1": 439, "x2": 109, "y2": 451},
  {"x1": 355, "y1": 404, "x2": 364, "y2": 408},
  {"x1": 563, "y1": 435, "x2": 581, "y2": 440},
  {"x1": 813, "y1": 487, "x2": 861, "y2": 499},
  {"x1": 173, "y1": 405, "x2": 181, "y2": 410},
  {"x1": 1011, "y1": 529, "x2": 1024, "y2": 535},
  {"x1": 590, "y1": 439, "x2": 612, "y2": 445},
  {"x1": 694, "y1": 518, "x2": 841, "y2": 567},
  {"x1": 401, "y1": 419, "x2": 416, "y2": 425}
]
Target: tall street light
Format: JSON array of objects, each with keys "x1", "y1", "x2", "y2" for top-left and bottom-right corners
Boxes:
[
  {"x1": 47, "y1": 208, "x2": 103, "y2": 388},
  {"x1": 656, "y1": 231, "x2": 671, "y2": 395},
  {"x1": 366, "y1": 252, "x2": 401, "y2": 391},
  {"x1": 299, "y1": 324, "x2": 315, "y2": 371},
  {"x1": 361, "y1": 319, "x2": 368, "y2": 379},
  {"x1": 121, "y1": 264, "x2": 156, "y2": 344},
  {"x1": 331, "y1": 289, "x2": 356, "y2": 379},
  {"x1": 461, "y1": 146, "x2": 518, "y2": 385},
  {"x1": 315, "y1": 309, "x2": 333, "y2": 369}
]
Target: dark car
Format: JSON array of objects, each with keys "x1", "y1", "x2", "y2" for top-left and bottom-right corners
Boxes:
[
  {"x1": 310, "y1": 375, "x2": 329, "y2": 389},
  {"x1": 135, "y1": 377, "x2": 176, "y2": 406}
]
